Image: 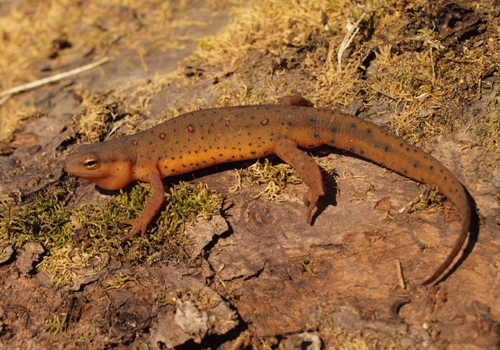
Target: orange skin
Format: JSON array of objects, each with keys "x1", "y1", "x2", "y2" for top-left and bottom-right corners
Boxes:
[{"x1": 64, "y1": 105, "x2": 471, "y2": 285}]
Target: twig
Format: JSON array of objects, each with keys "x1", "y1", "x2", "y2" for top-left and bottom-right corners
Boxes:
[
  {"x1": 0, "y1": 56, "x2": 113, "y2": 99},
  {"x1": 368, "y1": 83, "x2": 400, "y2": 101},
  {"x1": 338, "y1": 11, "x2": 367, "y2": 73},
  {"x1": 396, "y1": 259, "x2": 406, "y2": 289}
]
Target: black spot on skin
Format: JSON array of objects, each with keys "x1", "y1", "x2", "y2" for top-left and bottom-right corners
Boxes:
[
  {"x1": 444, "y1": 176, "x2": 448, "y2": 180},
  {"x1": 430, "y1": 165, "x2": 434, "y2": 170},
  {"x1": 374, "y1": 144, "x2": 379, "y2": 149},
  {"x1": 413, "y1": 163, "x2": 418, "y2": 168},
  {"x1": 421, "y1": 177, "x2": 425, "y2": 182},
  {"x1": 182, "y1": 164, "x2": 187, "y2": 168},
  {"x1": 384, "y1": 146, "x2": 390, "y2": 152},
  {"x1": 440, "y1": 169, "x2": 444, "y2": 173},
  {"x1": 406, "y1": 147, "x2": 410, "y2": 151},
  {"x1": 349, "y1": 123, "x2": 357, "y2": 130},
  {"x1": 329, "y1": 139, "x2": 335, "y2": 144},
  {"x1": 331, "y1": 126, "x2": 337, "y2": 133},
  {"x1": 309, "y1": 117, "x2": 316, "y2": 123},
  {"x1": 349, "y1": 147, "x2": 355, "y2": 152},
  {"x1": 286, "y1": 121, "x2": 292, "y2": 127},
  {"x1": 366, "y1": 128, "x2": 372, "y2": 134},
  {"x1": 163, "y1": 165, "x2": 168, "y2": 169},
  {"x1": 248, "y1": 143, "x2": 253, "y2": 146},
  {"x1": 399, "y1": 143, "x2": 404, "y2": 147},
  {"x1": 141, "y1": 165, "x2": 145, "y2": 169},
  {"x1": 313, "y1": 133, "x2": 320, "y2": 139},
  {"x1": 359, "y1": 149, "x2": 365, "y2": 155},
  {"x1": 219, "y1": 153, "x2": 223, "y2": 157},
  {"x1": 149, "y1": 141, "x2": 153, "y2": 145},
  {"x1": 403, "y1": 169, "x2": 408, "y2": 174},
  {"x1": 251, "y1": 151, "x2": 256, "y2": 155}
]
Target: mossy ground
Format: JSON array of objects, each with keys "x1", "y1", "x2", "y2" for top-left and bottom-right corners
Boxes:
[{"x1": 0, "y1": 0, "x2": 499, "y2": 348}]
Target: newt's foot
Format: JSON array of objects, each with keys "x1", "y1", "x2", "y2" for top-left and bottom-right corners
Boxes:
[
  {"x1": 303, "y1": 189, "x2": 320, "y2": 225},
  {"x1": 119, "y1": 218, "x2": 148, "y2": 241}
]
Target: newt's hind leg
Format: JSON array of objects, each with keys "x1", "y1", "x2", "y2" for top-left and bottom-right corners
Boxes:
[{"x1": 274, "y1": 139, "x2": 326, "y2": 224}]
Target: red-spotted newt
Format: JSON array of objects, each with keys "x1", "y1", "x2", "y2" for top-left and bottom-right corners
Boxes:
[{"x1": 63, "y1": 104, "x2": 471, "y2": 285}]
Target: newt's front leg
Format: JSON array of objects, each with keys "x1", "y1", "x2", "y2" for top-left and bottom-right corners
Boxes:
[
  {"x1": 274, "y1": 139, "x2": 326, "y2": 224},
  {"x1": 120, "y1": 171, "x2": 165, "y2": 241}
]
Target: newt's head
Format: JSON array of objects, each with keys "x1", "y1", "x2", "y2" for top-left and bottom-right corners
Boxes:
[{"x1": 64, "y1": 142, "x2": 135, "y2": 190}]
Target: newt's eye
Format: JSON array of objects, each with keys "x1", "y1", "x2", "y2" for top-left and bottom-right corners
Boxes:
[{"x1": 83, "y1": 156, "x2": 100, "y2": 169}]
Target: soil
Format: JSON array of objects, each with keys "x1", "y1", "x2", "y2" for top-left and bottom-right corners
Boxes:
[{"x1": 0, "y1": 0, "x2": 499, "y2": 349}]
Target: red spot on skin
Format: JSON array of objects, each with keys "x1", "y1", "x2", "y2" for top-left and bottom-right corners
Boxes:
[
  {"x1": 261, "y1": 119, "x2": 269, "y2": 126},
  {"x1": 225, "y1": 120, "x2": 230, "y2": 126},
  {"x1": 132, "y1": 140, "x2": 138, "y2": 146},
  {"x1": 160, "y1": 132, "x2": 166, "y2": 139},
  {"x1": 187, "y1": 124, "x2": 195, "y2": 132}
]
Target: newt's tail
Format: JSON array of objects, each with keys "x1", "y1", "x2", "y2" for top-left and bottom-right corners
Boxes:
[{"x1": 323, "y1": 111, "x2": 471, "y2": 285}]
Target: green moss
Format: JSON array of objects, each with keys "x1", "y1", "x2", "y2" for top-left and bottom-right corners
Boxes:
[
  {"x1": 0, "y1": 188, "x2": 74, "y2": 249},
  {"x1": 0, "y1": 181, "x2": 222, "y2": 285}
]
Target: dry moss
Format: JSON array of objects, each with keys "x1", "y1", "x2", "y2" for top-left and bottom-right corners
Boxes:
[
  {"x1": 232, "y1": 156, "x2": 336, "y2": 201},
  {"x1": 482, "y1": 92, "x2": 500, "y2": 149},
  {"x1": 231, "y1": 158, "x2": 302, "y2": 200},
  {"x1": 0, "y1": 0, "x2": 229, "y2": 141}
]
